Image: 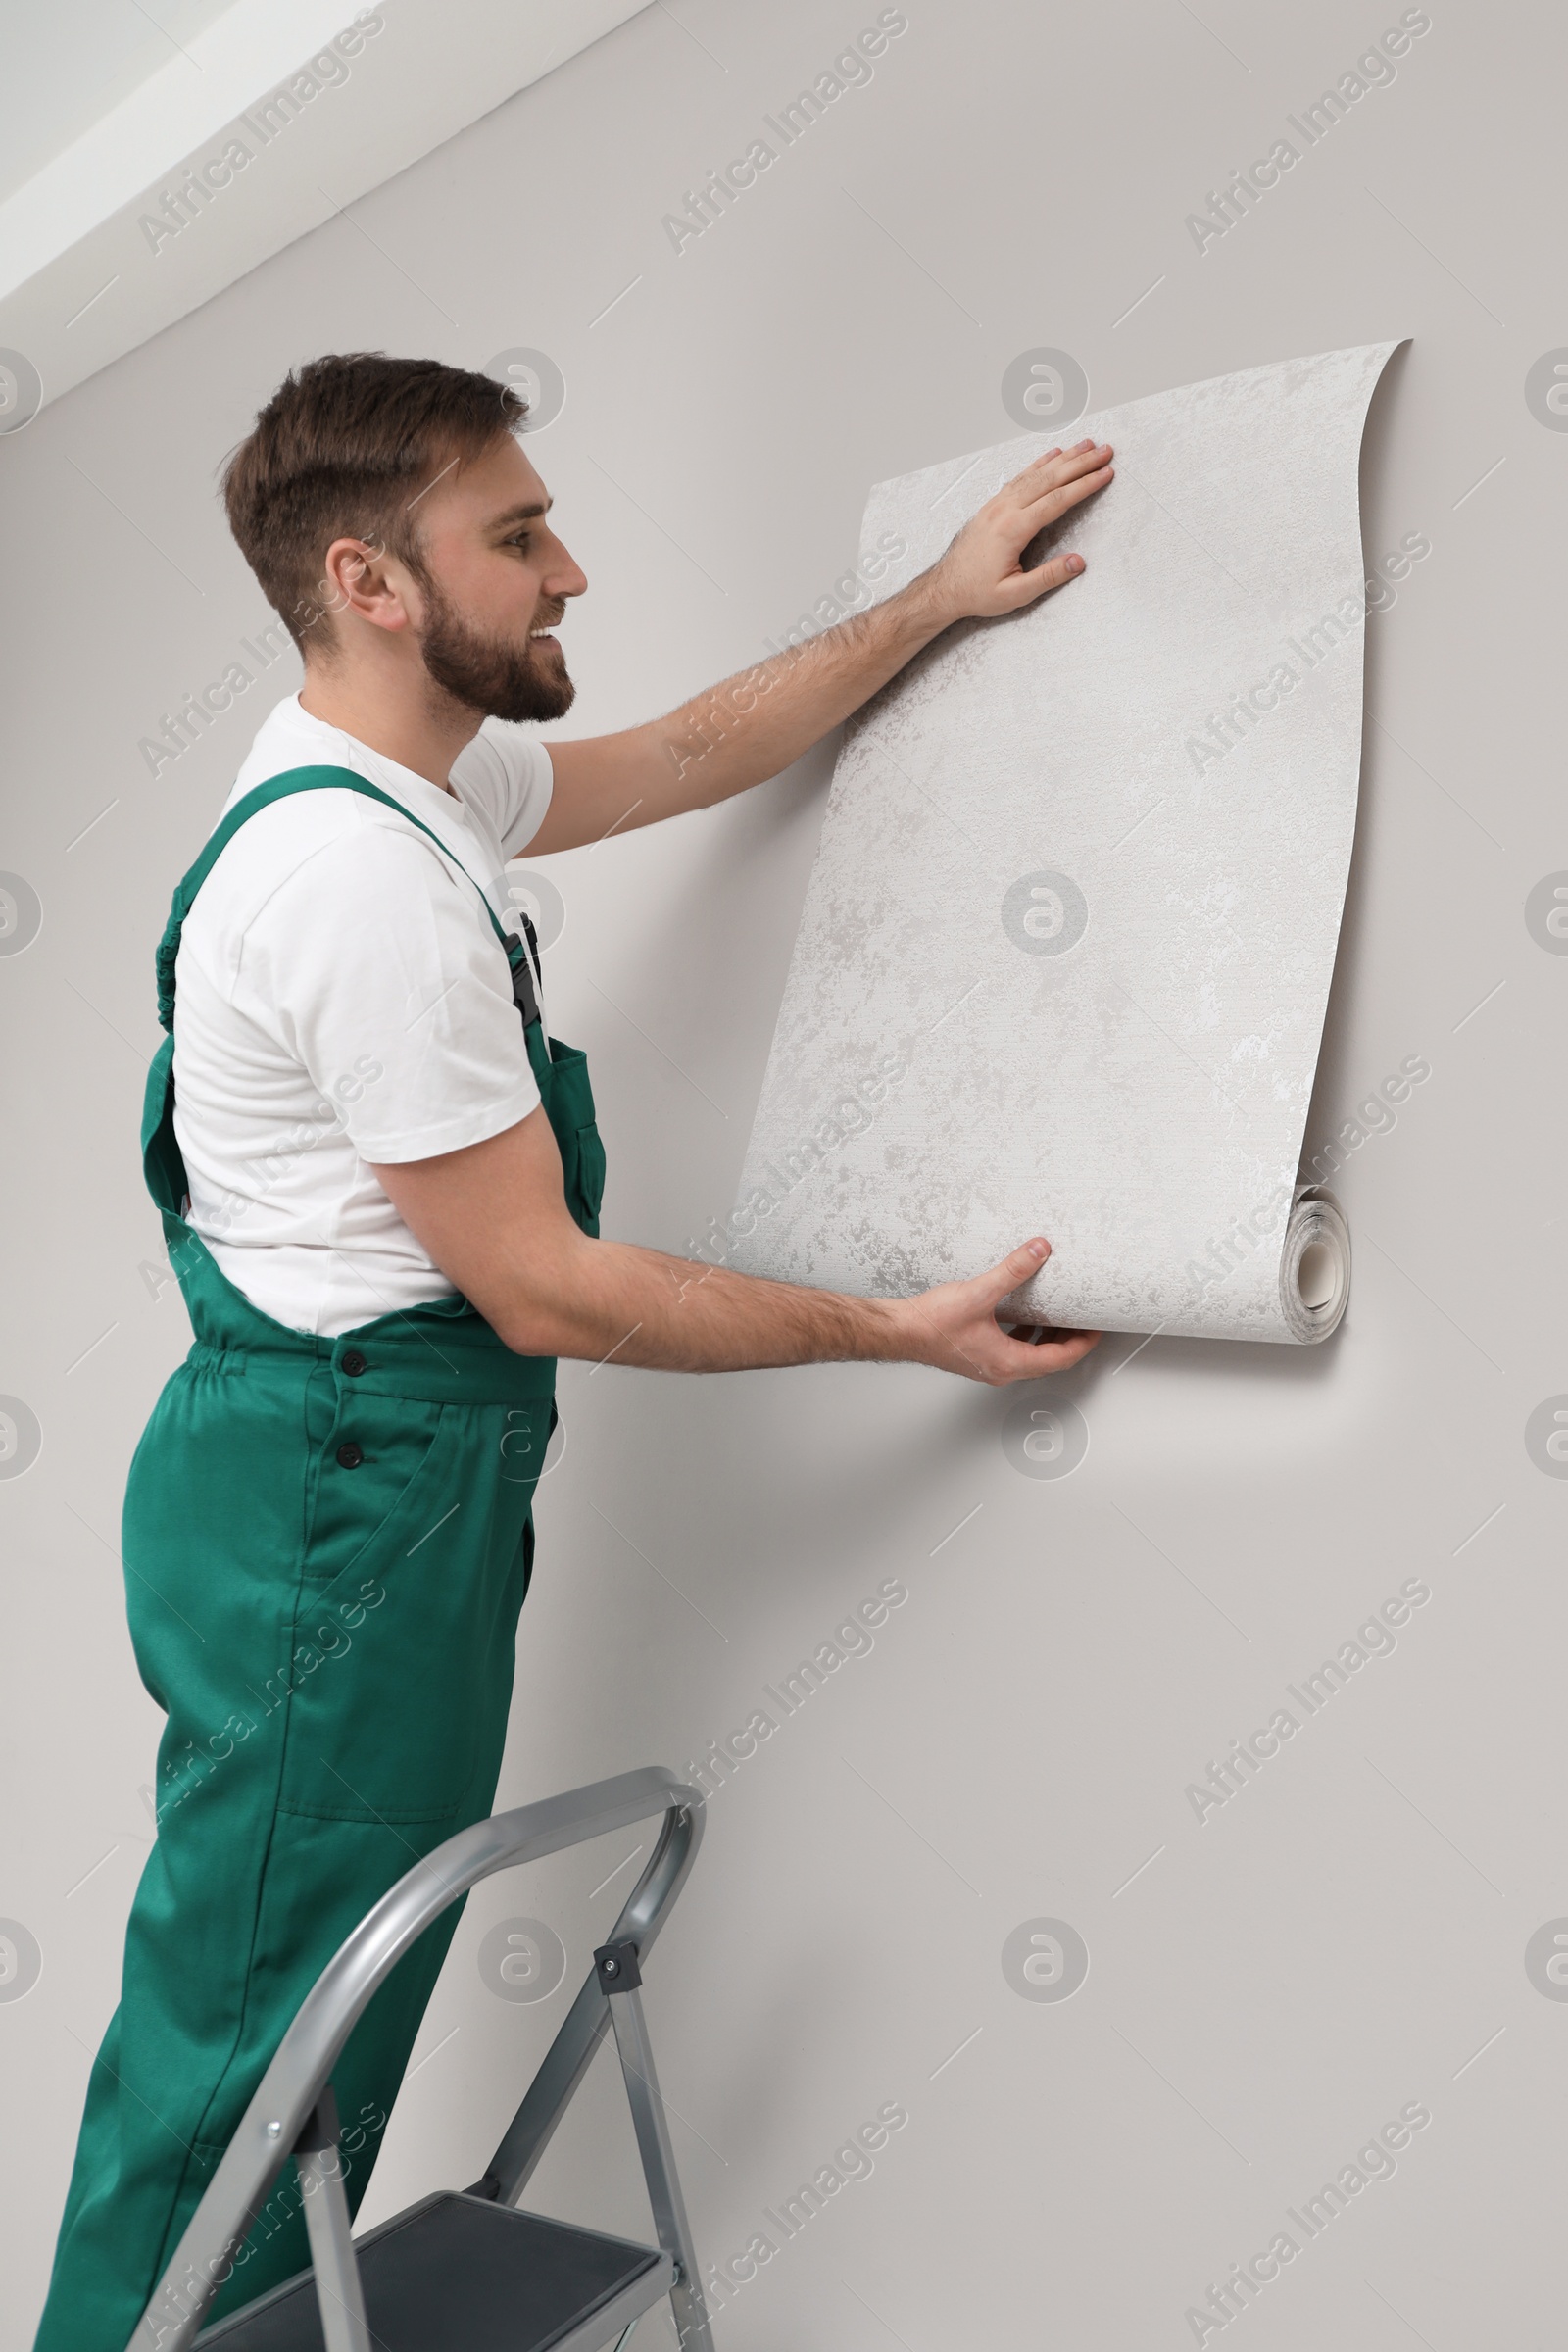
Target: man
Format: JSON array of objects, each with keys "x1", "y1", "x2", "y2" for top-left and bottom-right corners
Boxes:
[{"x1": 36, "y1": 352, "x2": 1109, "y2": 2347}]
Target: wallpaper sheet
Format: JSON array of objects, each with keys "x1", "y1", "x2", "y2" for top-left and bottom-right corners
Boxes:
[{"x1": 728, "y1": 342, "x2": 1402, "y2": 1343}]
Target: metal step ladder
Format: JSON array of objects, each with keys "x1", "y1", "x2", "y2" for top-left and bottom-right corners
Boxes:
[{"x1": 128, "y1": 1766, "x2": 717, "y2": 2352}]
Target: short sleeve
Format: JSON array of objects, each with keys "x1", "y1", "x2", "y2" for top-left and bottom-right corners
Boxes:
[
  {"x1": 450, "y1": 725, "x2": 555, "y2": 857},
  {"x1": 234, "y1": 819, "x2": 542, "y2": 1164}
]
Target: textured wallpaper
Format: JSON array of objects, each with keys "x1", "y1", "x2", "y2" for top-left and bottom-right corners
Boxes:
[{"x1": 730, "y1": 340, "x2": 1404, "y2": 1343}]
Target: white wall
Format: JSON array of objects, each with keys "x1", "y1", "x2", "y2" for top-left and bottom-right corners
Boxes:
[{"x1": 4, "y1": 1, "x2": 1565, "y2": 2343}]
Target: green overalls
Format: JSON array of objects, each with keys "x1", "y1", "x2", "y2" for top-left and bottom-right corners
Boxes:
[{"x1": 34, "y1": 767, "x2": 605, "y2": 2350}]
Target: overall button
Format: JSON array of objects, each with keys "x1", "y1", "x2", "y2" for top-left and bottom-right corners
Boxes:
[
  {"x1": 340, "y1": 1350, "x2": 367, "y2": 1377},
  {"x1": 336, "y1": 1441, "x2": 364, "y2": 1468}
]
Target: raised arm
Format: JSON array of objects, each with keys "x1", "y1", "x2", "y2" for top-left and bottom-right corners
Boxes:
[
  {"x1": 369, "y1": 1106, "x2": 1099, "y2": 1383},
  {"x1": 528, "y1": 438, "x2": 1113, "y2": 855}
]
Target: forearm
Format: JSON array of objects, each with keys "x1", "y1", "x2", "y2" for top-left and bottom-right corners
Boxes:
[
  {"x1": 534, "y1": 571, "x2": 954, "y2": 851},
  {"x1": 372, "y1": 1114, "x2": 1094, "y2": 1387},
  {"x1": 655, "y1": 569, "x2": 951, "y2": 811},
  {"x1": 493, "y1": 1230, "x2": 906, "y2": 1372}
]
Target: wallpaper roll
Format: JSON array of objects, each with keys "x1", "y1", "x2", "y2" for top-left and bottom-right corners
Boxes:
[{"x1": 728, "y1": 341, "x2": 1404, "y2": 1344}]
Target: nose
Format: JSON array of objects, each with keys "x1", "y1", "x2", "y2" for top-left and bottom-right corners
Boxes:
[{"x1": 553, "y1": 549, "x2": 588, "y2": 601}]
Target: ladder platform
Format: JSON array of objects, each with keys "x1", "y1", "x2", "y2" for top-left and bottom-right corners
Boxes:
[{"x1": 195, "y1": 2189, "x2": 671, "y2": 2351}]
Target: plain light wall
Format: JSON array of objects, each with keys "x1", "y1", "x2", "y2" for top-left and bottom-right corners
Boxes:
[{"x1": 3, "y1": 0, "x2": 1565, "y2": 2343}]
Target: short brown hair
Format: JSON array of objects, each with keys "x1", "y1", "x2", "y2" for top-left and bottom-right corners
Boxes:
[{"x1": 220, "y1": 352, "x2": 524, "y2": 653}]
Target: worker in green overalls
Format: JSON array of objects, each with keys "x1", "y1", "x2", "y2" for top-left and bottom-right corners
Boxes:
[{"x1": 33, "y1": 354, "x2": 1107, "y2": 2348}]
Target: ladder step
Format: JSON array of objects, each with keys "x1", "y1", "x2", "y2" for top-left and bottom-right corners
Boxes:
[{"x1": 195, "y1": 2189, "x2": 668, "y2": 2350}]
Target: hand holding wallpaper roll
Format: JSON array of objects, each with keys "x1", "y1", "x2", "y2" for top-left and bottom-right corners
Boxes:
[{"x1": 729, "y1": 341, "x2": 1405, "y2": 1344}]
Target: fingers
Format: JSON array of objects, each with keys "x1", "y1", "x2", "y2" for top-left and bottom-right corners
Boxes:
[
  {"x1": 1004, "y1": 548, "x2": 1085, "y2": 606},
  {"x1": 974, "y1": 1238, "x2": 1100, "y2": 1383},
  {"x1": 1027, "y1": 437, "x2": 1111, "y2": 476},
  {"x1": 977, "y1": 1236, "x2": 1051, "y2": 1303},
  {"x1": 1009, "y1": 439, "x2": 1112, "y2": 503},
  {"x1": 1007, "y1": 442, "x2": 1112, "y2": 537},
  {"x1": 905, "y1": 1239, "x2": 1104, "y2": 1387},
  {"x1": 991, "y1": 1327, "x2": 1102, "y2": 1383},
  {"x1": 1030, "y1": 1327, "x2": 1102, "y2": 1367},
  {"x1": 1020, "y1": 459, "x2": 1113, "y2": 535},
  {"x1": 976, "y1": 442, "x2": 1111, "y2": 612}
]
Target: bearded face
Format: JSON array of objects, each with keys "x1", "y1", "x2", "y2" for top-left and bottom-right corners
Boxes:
[{"x1": 414, "y1": 565, "x2": 575, "y2": 725}]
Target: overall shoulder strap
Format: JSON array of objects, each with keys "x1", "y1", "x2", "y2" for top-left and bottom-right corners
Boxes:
[{"x1": 155, "y1": 763, "x2": 515, "y2": 1030}]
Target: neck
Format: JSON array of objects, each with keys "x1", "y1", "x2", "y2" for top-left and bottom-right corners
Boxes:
[{"x1": 298, "y1": 658, "x2": 481, "y2": 795}]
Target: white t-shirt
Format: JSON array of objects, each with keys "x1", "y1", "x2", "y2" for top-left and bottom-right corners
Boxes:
[{"x1": 172, "y1": 693, "x2": 555, "y2": 1336}]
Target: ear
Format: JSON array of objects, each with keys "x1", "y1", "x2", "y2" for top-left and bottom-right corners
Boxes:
[{"x1": 315, "y1": 532, "x2": 417, "y2": 638}]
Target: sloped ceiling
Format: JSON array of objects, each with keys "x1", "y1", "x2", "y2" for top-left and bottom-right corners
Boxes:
[{"x1": 0, "y1": 0, "x2": 652, "y2": 427}]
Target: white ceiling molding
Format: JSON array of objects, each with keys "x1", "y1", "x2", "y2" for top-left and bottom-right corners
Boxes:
[{"x1": 0, "y1": 0, "x2": 651, "y2": 428}]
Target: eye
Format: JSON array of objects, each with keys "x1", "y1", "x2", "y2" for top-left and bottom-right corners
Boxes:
[{"x1": 505, "y1": 529, "x2": 531, "y2": 550}]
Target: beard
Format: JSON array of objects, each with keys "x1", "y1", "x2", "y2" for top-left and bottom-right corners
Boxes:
[{"x1": 414, "y1": 570, "x2": 575, "y2": 724}]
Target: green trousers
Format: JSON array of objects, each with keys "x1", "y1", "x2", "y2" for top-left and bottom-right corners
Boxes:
[
  {"x1": 35, "y1": 1298, "x2": 556, "y2": 2346},
  {"x1": 34, "y1": 768, "x2": 604, "y2": 2349}
]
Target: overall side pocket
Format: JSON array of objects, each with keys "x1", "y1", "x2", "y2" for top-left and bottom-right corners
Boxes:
[{"x1": 278, "y1": 1402, "x2": 485, "y2": 1822}]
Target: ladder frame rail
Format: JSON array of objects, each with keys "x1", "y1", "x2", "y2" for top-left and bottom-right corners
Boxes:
[
  {"x1": 606, "y1": 1983, "x2": 713, "y2": 2352},
  {"x1": 294, "y1": 2145, "x2": 371, "y2": 2352},
  {"x1": 127, "y1": 1765, "x2": 705, "y2": 2352},
  {"x1": 292, "y1": 2088, "x2": 372, "y2": 2352},
  {"x1": 472, "y1": 1787, "x2": 695, "y2": 2210}
]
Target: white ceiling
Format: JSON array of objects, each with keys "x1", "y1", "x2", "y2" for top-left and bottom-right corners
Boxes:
[
  {"x1": 0, "y1": 0, "x2": 239, "y2": 208},
  {"x1": 0, "y1": 0, "x2": 652, "y2": 420}
]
